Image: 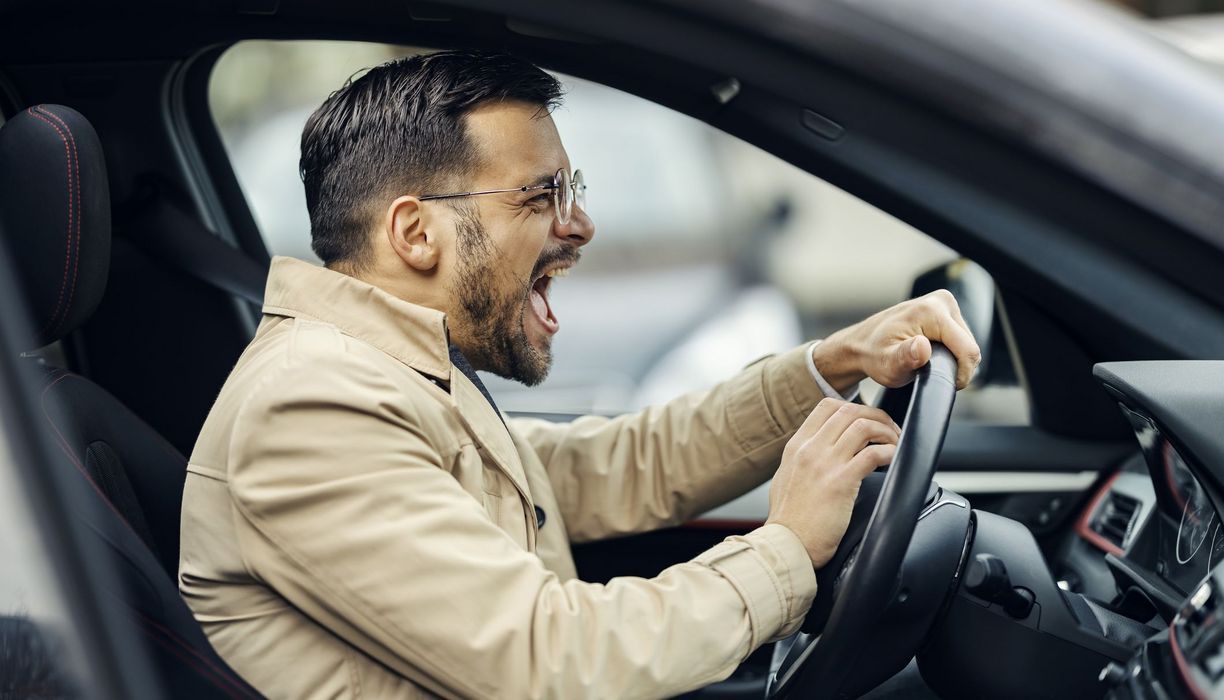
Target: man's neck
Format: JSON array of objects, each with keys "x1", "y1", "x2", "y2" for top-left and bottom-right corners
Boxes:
[{"x1": 448, "y1": 345, "x2": 501, "y2": 419}]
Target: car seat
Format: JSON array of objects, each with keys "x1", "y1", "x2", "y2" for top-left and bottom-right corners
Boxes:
[{"x1": 0, "y1": 103, "x2": 260, "y2": 698}]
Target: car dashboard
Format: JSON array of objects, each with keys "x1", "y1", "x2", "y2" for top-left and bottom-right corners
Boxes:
[
  {"x1": 1068, "y1": 361, "x2": 1224, "y2": 698},
  {"x1": 1072, "y1": 445, "x2": 1221, "y2": 609}
]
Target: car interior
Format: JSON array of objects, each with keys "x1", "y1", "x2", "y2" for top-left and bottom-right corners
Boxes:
[{"x1": 1, "y1": 1, "x2": 1223, "y2": 699}]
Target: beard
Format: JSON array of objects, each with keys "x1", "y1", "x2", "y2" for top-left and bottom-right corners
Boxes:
[{"x1": 447, "y1": 203, "x2": 575, "y2": 386}]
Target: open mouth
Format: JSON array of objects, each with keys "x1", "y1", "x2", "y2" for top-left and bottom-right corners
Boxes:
[{"x1": 528, "y1": 264, "x2": 571, "y2": 336}]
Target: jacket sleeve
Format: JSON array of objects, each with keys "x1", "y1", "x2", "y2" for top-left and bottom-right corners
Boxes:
[
  {"x1": 226, "y1": 350, "x2": 817, "y2": 700},
  {"x1": 510, "y1": 344, "x2": 828, "y2": 543}
]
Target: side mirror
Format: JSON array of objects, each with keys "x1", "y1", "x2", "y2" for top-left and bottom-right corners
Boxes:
[
  {"x1": 877, "y1": 259, "x2": 1019, "y2": 423},
  {"x1": 910, "y1": 259, "x2": 996, "y2": 379}
]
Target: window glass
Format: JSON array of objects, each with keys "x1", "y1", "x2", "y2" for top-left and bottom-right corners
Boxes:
[
  {"x1": 211, "y1": 40, "x2": 1027, "y2": 424},
  {"x1": 0, "y1": 422, "x2": 92, "y2": 696}
]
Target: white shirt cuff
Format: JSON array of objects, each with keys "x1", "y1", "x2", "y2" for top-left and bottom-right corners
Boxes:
[{"x1": 805, "y1": 340, "x2": 860, "y2": 401}]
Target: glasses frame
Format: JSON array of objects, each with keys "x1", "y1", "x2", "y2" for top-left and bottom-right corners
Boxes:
[{"x1": 419, "y1": 168, "x2": 585, "y2": 225}]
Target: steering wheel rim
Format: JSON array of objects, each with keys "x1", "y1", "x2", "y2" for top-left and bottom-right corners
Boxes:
[{"x1": 767, "y1": 343, "x2": 959, "y2": 698}]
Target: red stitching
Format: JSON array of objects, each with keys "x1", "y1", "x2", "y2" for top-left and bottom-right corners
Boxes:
[
  {"x1": 138, "y1": 623, "x2": 249, "y2": 699},
  {"x1": 136, "y1": 612, "x2": 258, "y2": 699},
  {"x1": 42, "y1": 370, "x2": 189, "y2": 552},
  {"x1": 40, "y1": 373, "x2": 134, "y2": 530},
  {"x1": 38, "y1": 375, "x2": 255, "y2": 697},
  {"x1": 26, "y1": 108, "x2": 74, "y2": 342},
  {"x1": 140, "y1": 628, "x2": 238, "y2": 698},
  {"x1": 36, "y1": 106, "x2": 82, "y2": 342}
]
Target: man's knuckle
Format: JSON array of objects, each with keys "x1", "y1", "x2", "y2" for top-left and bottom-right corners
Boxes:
[{"x1": 796, "y1": 441, "x2": 820, "y2": 462}]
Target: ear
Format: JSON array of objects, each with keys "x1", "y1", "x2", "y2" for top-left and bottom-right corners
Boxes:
[{"x1": 385, "y1": 195, "x2": 438, "y2": 272}]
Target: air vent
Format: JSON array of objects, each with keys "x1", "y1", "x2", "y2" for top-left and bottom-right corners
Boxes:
[{"x1": 1092, "y1": 491, "x2": 1141, "y2": 549}]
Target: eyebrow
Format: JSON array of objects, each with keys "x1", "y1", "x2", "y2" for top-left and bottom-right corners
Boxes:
[{"x1": 525, "y1": 171, "x2": 556, "y2": 189}]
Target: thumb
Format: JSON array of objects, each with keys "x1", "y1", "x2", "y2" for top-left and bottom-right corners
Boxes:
[{"x1": 903, "y1": 335, "x2": 932, "y2": 369}]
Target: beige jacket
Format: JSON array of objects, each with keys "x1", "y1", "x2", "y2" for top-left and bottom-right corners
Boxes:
[{"x1": 180, "y1": 257, "x2": 823, "y2": 699}]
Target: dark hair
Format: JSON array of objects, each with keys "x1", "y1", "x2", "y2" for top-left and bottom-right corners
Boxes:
[{"x1": 299, "y1": 50, "x2": 564, "y2": 268}]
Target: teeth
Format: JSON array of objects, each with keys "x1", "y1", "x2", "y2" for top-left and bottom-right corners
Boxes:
[{"x1": 547, "y1": 268, "x2": 570, "y2": 279}]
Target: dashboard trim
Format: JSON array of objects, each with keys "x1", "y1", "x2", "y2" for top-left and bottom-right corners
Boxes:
[
  {"x1": 1076, "y1": 470, "x2": 1125, "y2": 557},
  {"x1": 698, "y1": 470, "x2": 1103, "y2": 524},
  {"x1": 1169, "y1": 620, "x2": 1208, "y2": 700}
]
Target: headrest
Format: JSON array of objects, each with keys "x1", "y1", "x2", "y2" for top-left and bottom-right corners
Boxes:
[{"x1": 0, "y1": 105, "x2": 110, "y2": 349}]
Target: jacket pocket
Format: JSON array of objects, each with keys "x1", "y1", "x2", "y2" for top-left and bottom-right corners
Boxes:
[
  {"x1": 482, "y1": 468, "x2": 532, "y2": 549},
  {"x1": 481, "y1": 485, "x2": 503, "y2": 526}
]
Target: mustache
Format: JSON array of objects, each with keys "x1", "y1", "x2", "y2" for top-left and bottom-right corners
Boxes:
[{"x1": 530, "y1": 246, "x2": 582, "y2": 282}]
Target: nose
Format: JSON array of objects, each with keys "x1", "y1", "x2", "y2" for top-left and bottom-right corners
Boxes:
[{"x1": 554, "y1": 204, "x2": 595, "y2": 248}]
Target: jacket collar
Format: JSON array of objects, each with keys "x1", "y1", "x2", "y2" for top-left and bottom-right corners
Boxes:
[
  {"x1": 261, "y1": 258, "x2": 536, "y2": 522},
  {"x1": 261, "y1": 256, "x2": 451, "y2": 380}
]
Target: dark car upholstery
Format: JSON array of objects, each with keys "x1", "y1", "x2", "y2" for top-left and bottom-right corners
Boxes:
[{"x1": 0, "y1": 104, "x2": 259, "y2": 698}]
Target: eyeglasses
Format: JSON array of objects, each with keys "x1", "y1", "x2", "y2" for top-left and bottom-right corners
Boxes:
[{"x1": 419, "y1": 168, "x2": 586, "y2": 225}]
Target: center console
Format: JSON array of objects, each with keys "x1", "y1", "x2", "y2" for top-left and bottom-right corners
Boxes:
[{"x1": 919, "y1": 510, "x2": 1150, "y2": 699}]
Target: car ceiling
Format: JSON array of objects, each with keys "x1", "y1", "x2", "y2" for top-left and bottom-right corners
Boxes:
[{"x1": 1, "y1": 0, "x2": 1223, "y2": 443}]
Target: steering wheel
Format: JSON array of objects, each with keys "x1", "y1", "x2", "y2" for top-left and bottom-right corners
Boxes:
[{"x1": 765, "y1": 343, "x2": 959, "y2": 698}]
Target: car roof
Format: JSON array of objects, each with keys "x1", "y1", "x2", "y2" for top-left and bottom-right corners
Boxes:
[{"x1": 679, "y1": 0, "x2": 1224, "y2": 249}]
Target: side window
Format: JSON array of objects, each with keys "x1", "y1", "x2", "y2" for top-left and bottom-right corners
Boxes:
[{"x1": 210, "y1": 41, "x2": 1028, "y2": 424}]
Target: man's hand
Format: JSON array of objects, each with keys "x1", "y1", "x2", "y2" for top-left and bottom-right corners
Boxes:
[
  {"x1": 767, "y1": 399, "x2": 900, "y2": 568},
  {"x1": 813, "y1": 289, "x2": 982, "y2": 393}
]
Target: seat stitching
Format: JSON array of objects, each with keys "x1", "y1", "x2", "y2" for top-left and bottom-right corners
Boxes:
[
  {"x1": 36, "y1": 106, "x2": 83, "y2": 341},
  {"x1": 25, "y1": 108, "x2": 74, "y2": 341},
  {"x1": 35, "y1": 374, "x2": 245, "y2": 695},
  {"x1": 139, "y1": 614, "x2": 260, "y2": 699},
  {"x1": 40, "y1": 373, "x2": 137, "y2": 532},
  {"x1": 141, "y1": 630, "x2": 242, "y2": 700},
  {"x1": 136, "y1": 616, "x2": 255, "y2": 699}
]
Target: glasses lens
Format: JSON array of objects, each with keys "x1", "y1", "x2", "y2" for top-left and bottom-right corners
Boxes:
[
  {"x1": 555, "y1": 168, "x2": 573, "y2": 225},
  {"x1": 572, "y1": 169, "x2": 586, "y2": 212}
]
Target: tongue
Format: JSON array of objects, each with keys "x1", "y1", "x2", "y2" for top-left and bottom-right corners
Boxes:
[{"x1": 530, "y1": 281, "x2": 559, "y2": 333}]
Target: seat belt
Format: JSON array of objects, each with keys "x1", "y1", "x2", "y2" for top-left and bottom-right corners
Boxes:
[{"x1": 120, "y1": 196, "x2": 267, "y2": 306}]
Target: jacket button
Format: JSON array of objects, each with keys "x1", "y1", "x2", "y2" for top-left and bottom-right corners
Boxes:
[{"x1": 534, "y1": 505, "x2": 546, "y2": 529}]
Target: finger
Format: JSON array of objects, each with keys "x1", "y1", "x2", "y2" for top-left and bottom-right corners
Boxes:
[
  {"x1": 934, "y1": 316, "x2": 982, "y2": 389},
  {"x1": 815, "y1": 402, "x2": 900, "y2": 445},
  {"x1": 939, "y1": 290, "x2": 975, "y2": 339},
  {"x1": 794, "y1": 397, "x2": 849, "y2": 443},
  {"x1": 921, "y1": 292, "x2": 981, "y2": 389},
  {"x1": 833, "y1": 416, "x2": 900, "y2": 458},
  {"x1": 848, "y1": 443, "x2": 898, "y2": 479}
]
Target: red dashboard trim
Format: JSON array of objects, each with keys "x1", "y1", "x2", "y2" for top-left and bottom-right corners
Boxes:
[
  {"x1": 1075, "y1": 471, "x2": 1125, "y2": 556},
  {"x1": 1169, "y1": 620, "x2": 1208, "y2": 700}
]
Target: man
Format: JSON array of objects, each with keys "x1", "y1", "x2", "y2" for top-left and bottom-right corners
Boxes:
[{"x1": 179, "y1": 50, "x2": 980, "y2": 699}]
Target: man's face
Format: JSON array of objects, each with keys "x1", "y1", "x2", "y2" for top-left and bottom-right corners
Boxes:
[{"x1": 441, "y1": 100, "x2": 595, "y2": 386}]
